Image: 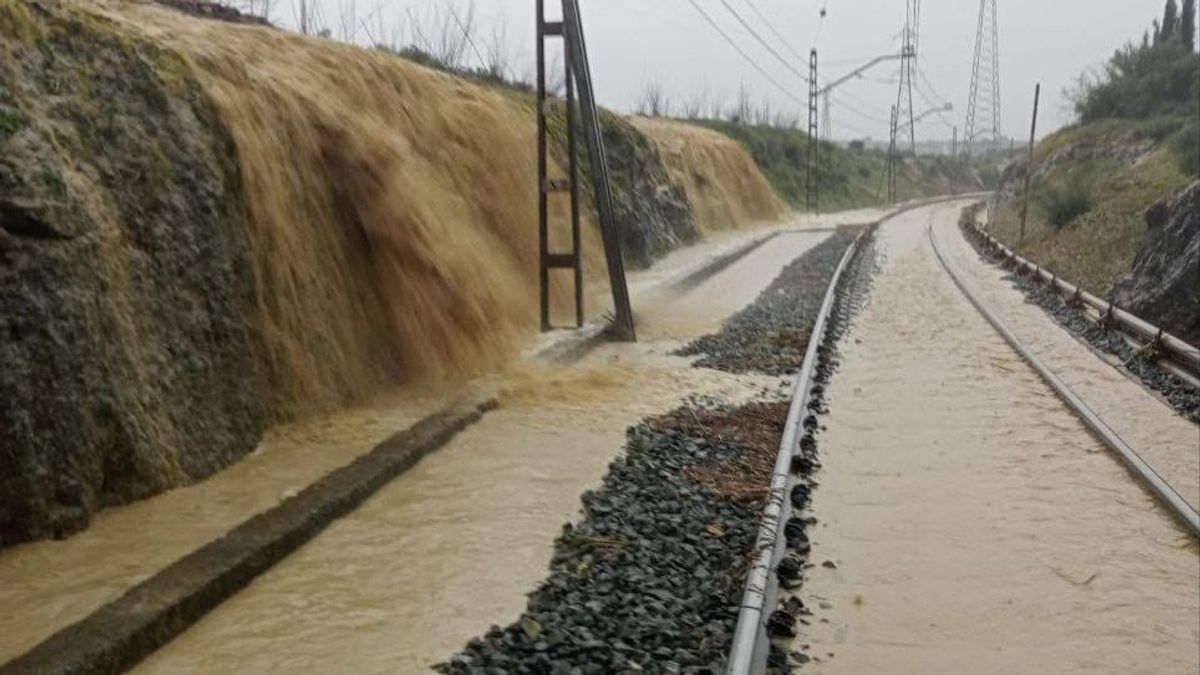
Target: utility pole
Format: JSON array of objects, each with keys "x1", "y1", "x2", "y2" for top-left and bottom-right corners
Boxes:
[
  {"x1": 1018, "y1": 83, "x2": 1041, "y2": 248},
  {"x1": 887, "y1": 105, "x2": 899, "y2": 204},
  {"x1": 536, "y1": 0, "x2": 634, "y2": 339},
  {"x1": 807, "y1": 49, "x2": 819, "y2": 213},
  {"x1": 964, "y1": 0, "x2": 1001, "y2": 154},
  {"x1": 952, "y1": 125, "x2": 958, "y2": 158}
]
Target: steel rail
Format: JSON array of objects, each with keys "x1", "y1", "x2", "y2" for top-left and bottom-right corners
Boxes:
[
  {"x1": 725, "y1": 230, "x2": 865, "y2": 675},
  {"x1": 928, "y1": 225, "x2": 1200, "y2": 537},
  {"x1": 964, "y1": 214, "x2": 1199, "y2": 376}
]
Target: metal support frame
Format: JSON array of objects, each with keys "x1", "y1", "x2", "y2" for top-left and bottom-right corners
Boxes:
[
  {"x1": 536, "y1": 0, "x2": 635, "y2": 340},
  {"x1": 806, "y1": 49, "x2": 819, "y2": 213},
  {"x1": 886, "y1": 105, "x2": 898, "y2": 204}
]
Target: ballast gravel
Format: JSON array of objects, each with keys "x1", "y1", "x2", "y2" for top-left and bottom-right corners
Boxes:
[{"x1": 677, "y1": 230, "x2": 859, "y2": 375}]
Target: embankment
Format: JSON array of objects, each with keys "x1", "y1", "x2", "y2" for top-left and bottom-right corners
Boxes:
[
  {"x1": 629, "y1": 116, "x2": 787, "y2": 233},
  {"x1": 988, "y1": 118, "x2": 1197, "y2": 337},
  {"x1": 0, "y1": 0, "x2": 788, "y2": 545}
]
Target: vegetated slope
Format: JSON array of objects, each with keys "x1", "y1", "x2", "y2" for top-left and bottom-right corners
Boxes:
[
  {"x1": 989, "y1": 119, "x2": 1196, "y2": 296},
  {"x1": 0, "y1": 0, "x2": 789, "y2": 546},
  {"x1": 628, "y1": 116, "x2": 786, "y2": 233},
  {"x1": 987, "y1": 7, "x2": 1198, "y2": 333},
  {"x1": 687, "y1": 119, "x2": 991, "y2": 210}
]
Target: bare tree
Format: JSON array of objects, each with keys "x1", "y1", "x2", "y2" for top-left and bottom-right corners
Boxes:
[
  {"x1": 683, "y1": 87, "x2": 708, "y2": 119},
  {"x1": 484, "y1": 15, "x2": 513, "y2": 80},
  {"x1": 729, "y1": 84, "x2": 752, "y2": 124},
  {"x1": 337, "y1": 0, "x2": 357, "y2": 43},
  {"x1": 639, "y1": 80, "x2": 667, "y2": 117},
  {"x1": 708, "y1": 92, "x2": 727, "y2": 120}
]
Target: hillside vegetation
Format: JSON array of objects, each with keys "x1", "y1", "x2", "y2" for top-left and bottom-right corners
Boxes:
[
  {"x1": 688, "y1": 119, "x2": 994, "y2": 210},
  {"x1": 989, "y1": 1, "x2": 1198, "y2": 298}
]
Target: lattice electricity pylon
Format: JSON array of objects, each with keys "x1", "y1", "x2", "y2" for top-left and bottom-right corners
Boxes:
[
  {"x1": 964, "y1": 0, "x2": 1002, "y2": 154},
  {"x1": 893, "y1": 0, "x2": 918, "y2": 157},
  {"x1": 806, "y1": 49, "x2": 819, "y2": 213}
]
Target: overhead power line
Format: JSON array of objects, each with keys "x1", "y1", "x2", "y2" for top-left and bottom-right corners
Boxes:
[
  {"x1": 683, "y1": 0, "x2": 806, "y2": 106},
  {"x1": 714, "y1": 0, "x2": 811, "y2": 84},
  {"x1": 737, "y1": 0, "x2": 808, "y2": 63}
]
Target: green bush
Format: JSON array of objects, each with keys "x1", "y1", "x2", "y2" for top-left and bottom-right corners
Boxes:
[
  {"x1": 1037, "y1": 174, "x2": 1095, "y2": 227},
  {"x1": 1169, "y1": 119, "x2": 1199, "y2": 176}
]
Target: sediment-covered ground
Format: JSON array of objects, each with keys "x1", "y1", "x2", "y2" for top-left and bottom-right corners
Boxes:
[
  {"x1": 435, "y1": 401, "x2": 786, "y2": 675},
  {"x1": 433, "y1": 224, "x2": 868, "y2": 674}
]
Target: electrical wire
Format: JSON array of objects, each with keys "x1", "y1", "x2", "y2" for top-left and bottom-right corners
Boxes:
[
  {"x1": 682, "y1": 0, "x2": 807, "y2": 105},
  {"x1": 831, "y1": 94, "x2": 891, "y2": 127},
  {"x1": 713, "y1": 0, "x2": 811, "y2": 83},
  {"x1": 736, "y1": 0, "x2": 808, "y2": 63}
]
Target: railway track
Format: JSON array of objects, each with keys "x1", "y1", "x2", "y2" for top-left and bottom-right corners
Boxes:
[
  {"x1": 963, "y1": 207, "x2": 1200, "y2": 388},
  {"x1": 726, "y1": 203, "x2": 1200, "y2": 674}
]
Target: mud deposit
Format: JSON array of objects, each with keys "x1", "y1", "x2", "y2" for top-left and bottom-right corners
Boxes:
[
  {"x1": 679, "y1": 230, "x2": 858, "y2": 374},
  {"x1": 436, "y1": 402, "x2": 786, "y2": 674},
  {"x1": 960, "y1": 209, "x2": 1200, "y2": 422}
]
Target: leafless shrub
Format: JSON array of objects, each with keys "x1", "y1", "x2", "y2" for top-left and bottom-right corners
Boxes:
[{"x1": 639, "y1": 80, "x2": 668, "y2": 117}]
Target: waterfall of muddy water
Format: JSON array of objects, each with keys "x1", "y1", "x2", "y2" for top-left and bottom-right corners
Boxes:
[
  {"x1": 793, "y1": 203, "x2": 1199, "y2": 675},
  {"x1": 91, "y1": 0, "x2": 608, "y2": 416},
  {"x1": 629, "y1": 116, "x2": 787, "y2": 234},
  {"x1": 125, "y1": 218, "x2": 848, "y2": 674}
]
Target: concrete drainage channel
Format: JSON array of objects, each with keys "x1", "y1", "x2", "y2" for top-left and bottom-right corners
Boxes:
[{"x1": 0, "y1": 397, "x2": 496, "y2": 675}]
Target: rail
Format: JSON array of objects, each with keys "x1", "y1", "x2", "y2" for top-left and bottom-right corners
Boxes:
[
  {"x1": 963, "y1": 208, "x2": 1199, "y2": 382},
  {"x1": 725, "y1": 228, "x2": 866, "y2": 675},
  {"x1": 929, "y1": 225, "x2": 1200, "y2": 537}
]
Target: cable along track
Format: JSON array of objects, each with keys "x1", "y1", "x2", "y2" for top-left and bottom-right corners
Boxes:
[{"x1": 927, "y1": 225, "x2": 1200, "y2": 537}]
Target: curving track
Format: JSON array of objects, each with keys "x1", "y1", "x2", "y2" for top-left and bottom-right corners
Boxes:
[{"x1": 730, "y1": 200, "x2": 1199, "y2": 674}]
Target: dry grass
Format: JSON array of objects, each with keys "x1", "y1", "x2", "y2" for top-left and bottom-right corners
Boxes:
[
  {"x1": 647, "y1": 401, "x2": 789, "y2": 501},
  {"x1": 992, "y1": 149, "x2": 1190, "y2": 295}
]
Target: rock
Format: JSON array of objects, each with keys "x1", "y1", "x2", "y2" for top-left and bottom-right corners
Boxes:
[{"x1": 1111, "y1": 180, "x2": 1199, "y2": 346}]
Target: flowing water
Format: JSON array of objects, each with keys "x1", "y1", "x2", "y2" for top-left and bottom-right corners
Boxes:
[
  {"x1": 0, "y1": 202, "x2": 869, "y2": 667},
  {"x1": 792, "y1": 203, "x2": 1199, "y2": 675},
  {"x1": 127, "y1": 222, "x2": 840, "y2": 674}
]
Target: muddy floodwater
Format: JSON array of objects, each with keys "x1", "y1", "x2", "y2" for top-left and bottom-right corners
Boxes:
[
  {"x1": 0, "y1": 211, "x2": 877, "y2": 670},
  {"x1": 129, "y1": 223, "x2": 836, "y2": 673},
  {"x1": 794, "y1": 202, "x2": 1199, "y2": 675}
]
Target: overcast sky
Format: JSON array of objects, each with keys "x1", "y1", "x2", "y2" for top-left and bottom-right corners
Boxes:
[{"x1": 278, "y1": 1, "x2": 1178, "y2": 142}]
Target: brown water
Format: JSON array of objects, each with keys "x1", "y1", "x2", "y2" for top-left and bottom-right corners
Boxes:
[
  {"x1": 128, "y1": 224, "x2": 832, "y2": 673},
  {"x1": 791, "y1": 203, "x2": 1199, "y2": 674},
  {"x1": 935, "y1": 208, "x2": 1199, "y2": 509},
  {"x1": 628, "y1": 116, "x2": 787, "y2": 233},
  {"x1": 0, "y1": 209, "x2": 850, "y2": 667},
  {"x1": 93, "y1": 1, "x2": 791, "y2": 421},
  {"x1": 0, "y1": 387, "x2": 454, "y2": 662}
]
